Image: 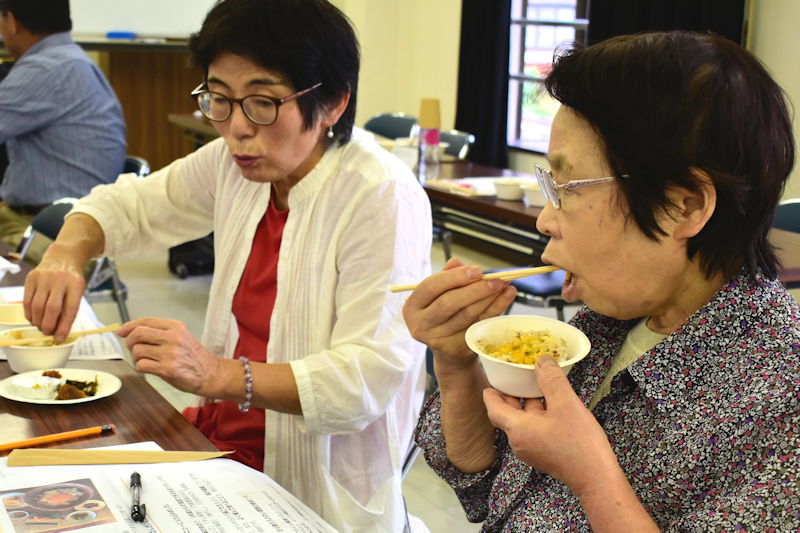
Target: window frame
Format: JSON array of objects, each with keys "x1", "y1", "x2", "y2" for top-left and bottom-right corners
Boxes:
[{"x1": 507, "y1": 0, "x2": 589, "y2": 154}]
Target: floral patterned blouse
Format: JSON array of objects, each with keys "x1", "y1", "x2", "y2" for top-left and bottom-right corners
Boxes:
[{"x1": 415, "y1": 268, "x2": 800, "y2": 531}]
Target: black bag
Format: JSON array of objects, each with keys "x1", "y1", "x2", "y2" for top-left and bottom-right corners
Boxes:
[{"x1": 168, "y1": 234, "x2": 214, "y2": 279}]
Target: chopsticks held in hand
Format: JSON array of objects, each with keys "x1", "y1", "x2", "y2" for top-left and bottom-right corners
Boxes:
[
  {"x1": 390, "y1": 265, "x2": 561, "y2": 293},
  {"x1": 0, "y1": 323, "x2": 121, "y2": 347}
]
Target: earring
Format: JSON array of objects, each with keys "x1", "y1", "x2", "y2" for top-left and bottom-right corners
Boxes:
[{"x1": 327, "y1": 126, "x2": 335, "y2": 139}]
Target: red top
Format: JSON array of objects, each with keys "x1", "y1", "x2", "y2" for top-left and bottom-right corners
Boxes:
[{"x1": 182, "y1": 195, "x2": 288, "y2": 471}]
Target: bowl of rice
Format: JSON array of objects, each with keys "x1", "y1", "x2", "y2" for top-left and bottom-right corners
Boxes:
[
  {"x1": 1, "y1": 326, "x2": 78, "y2": 374},
  {"x1": 465, "y1": 315, "x2": 591, "y2": 397}
]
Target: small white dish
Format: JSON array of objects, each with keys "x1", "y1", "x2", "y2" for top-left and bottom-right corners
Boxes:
[
  {"x1": 466, "y1": 315, "x2": 591, "y2": 397},
  {"x1": 493, "y1": 178, "x2": 525, "y2": 201},
  {"x1": 521, "y1": 183, "x2": 547, "y2": 207}
]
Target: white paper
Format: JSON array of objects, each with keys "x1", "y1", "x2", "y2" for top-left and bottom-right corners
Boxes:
[
  {"x1": 0, "y1": 286, "x2": 124, "y2": 360},
  {"x1": 0, "y1": 442, "x2": 336, "y2": 532}
]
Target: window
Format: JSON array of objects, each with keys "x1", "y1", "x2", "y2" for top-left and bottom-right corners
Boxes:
[{"x1": 507, "y1": 0, "x2": 588, "y2": 153}]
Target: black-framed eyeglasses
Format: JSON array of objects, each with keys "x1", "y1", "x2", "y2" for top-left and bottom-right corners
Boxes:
[
  {"x1": 190, "y1": 82, "x2": 322, "y2": 126},
  {"x1": 534, "y1": 163, "x2": 629, "y2": 210}
]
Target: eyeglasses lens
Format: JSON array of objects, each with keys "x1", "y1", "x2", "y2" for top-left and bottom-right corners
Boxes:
[
  {"x1": 196, "y1": 93, "x2": 278, "y2": 125},
  {"x1": 535, "y1": 166, "x2": 560, "y2": 209},
  {"x1": 242, "y1": 96, "x2": 278, "y2": 125}
]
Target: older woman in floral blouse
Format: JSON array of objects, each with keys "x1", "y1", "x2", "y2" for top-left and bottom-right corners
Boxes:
[{"x1": 403, "y1": 31, "x2": 799, "y2": 532}]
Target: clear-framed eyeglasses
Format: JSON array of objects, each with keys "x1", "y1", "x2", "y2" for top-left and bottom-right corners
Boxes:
[
  {"x1": 534, "y1": 163, "x2": 628, "y2": 210},
  {"x1": 191, "y1": 82, "x2": 322, "y2": 126}
]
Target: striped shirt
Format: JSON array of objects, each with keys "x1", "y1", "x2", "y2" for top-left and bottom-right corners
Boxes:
[{"x1": 0, "y1": 32, "x2": 126, "y2": 205}]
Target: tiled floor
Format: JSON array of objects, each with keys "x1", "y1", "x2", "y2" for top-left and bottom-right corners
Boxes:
[{"x1": 88, "y1": 239, "x2": 582, "y2": 533}]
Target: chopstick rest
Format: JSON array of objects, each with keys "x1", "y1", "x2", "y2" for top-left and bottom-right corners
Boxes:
[
  {"x1": 7, "y1": 449, "x2": 233, "y2": 466},
  {"x1": 391, "y1": 265, "x2": 560, "y2": 293}
]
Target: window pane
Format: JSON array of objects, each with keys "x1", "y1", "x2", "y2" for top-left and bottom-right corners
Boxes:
[
  {"x1": 508, "y1": 0, "x2": 579, "y2": 152},
  {"x1": 508, "y1": 79, "x2": 559, "y2": 154}
]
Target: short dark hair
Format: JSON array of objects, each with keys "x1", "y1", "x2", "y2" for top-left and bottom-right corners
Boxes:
[
  {"x1": 189, "y1": 0, "x2": 359, "y2": 145},
  {"x1": 0, "y1": 0, "x2": 71, "y2": 34},
  {"x1": 545, "y1": 31, "x2": 795, "y2": 280}
]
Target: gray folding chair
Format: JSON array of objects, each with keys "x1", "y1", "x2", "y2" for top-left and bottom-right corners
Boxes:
[
  {"x1": 16, "y1": 200, "x2": 131, "y2": 323},
  {"x1": 364, "y1": 112, "x2": 420, "y2": 140},
  {"x1": 440, "y1": 129, "x2": 476, "y2": 159}
]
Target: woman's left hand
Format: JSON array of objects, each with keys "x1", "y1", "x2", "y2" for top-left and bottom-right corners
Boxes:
[
  {"x1": 483, "y1": 354, "x2": 619, "y2": 496},
  {"x1": 118, "y1": 317, "x2": 221, "y2": 395}
]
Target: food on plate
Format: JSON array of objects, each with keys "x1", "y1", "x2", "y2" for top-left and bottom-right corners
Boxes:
[
  {"x1": 64, "y1": 376, "x2": 98, "y2": 396},
  {"x1": 10, "y1": 375, "x2": 61, "y2": 399},
  {"x1": 31, "y1": 486, "x2": 87, "y2": 507},
  {"x1": 56, "y1": 383, "x2": 87, "y2": 400},
  {"x1": 481, "y1": 330, "x2": 568, "y2": 365},
  {"x1": 6, "y1": 370, "x2": 100, "y2": 401},
  {"x1": 1, "y1": 492, "x2": 25, "y2": 509},
  {"x1": 75, "y1": 499, "x2": 105, "y2": 511}
]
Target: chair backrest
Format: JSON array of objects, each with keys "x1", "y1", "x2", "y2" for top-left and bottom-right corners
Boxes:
[
  {"x1": 123, "y1": 155, "x2": 150, "y2": 178},
  {"x1": 773, "y1": 198, "x2": 800, "y2": 233},
  {"x1": 440, "y1": 129, "x2": 475, "y2": 159},
  {"x1": 363, "y1": 112, "x2": 419, "y2": 140},
  {"x1": 29, "y1": 199, "x2": 77, "y2": 241}
]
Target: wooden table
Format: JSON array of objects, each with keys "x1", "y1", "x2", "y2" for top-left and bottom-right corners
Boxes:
[
  {"x1": 167, "y1": 112, "x2": 219, "y2": 149},
  {"x1": 0, "y1": 360, "x2": 217, "y2": 455},
  {"x1": 0, "y1": 242, "x2": 216, "y2": 455},
  {"x1": 425, "y1": 161, "x2": 549, "y2": 263}
]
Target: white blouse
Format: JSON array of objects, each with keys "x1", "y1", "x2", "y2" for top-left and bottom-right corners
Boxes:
[{"x1": 73, "y1": 128, "x2": 432, "y2": 532}]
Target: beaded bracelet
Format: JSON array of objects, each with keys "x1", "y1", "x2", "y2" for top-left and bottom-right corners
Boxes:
[{"x1": 238, "y1": 356, "x2": 253, "y2": 413}]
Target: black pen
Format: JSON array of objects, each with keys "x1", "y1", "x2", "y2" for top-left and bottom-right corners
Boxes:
[{"x1": 130, "y1": 471, "x2": 146, "y2": 522}]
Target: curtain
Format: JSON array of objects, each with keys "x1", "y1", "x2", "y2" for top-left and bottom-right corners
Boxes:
[
  {"x1": 588, "y1": 0, "x2": 746, "y2": 44},
  {"x1": 454, "y1": 0, "x2": 511, "y2": 168}
]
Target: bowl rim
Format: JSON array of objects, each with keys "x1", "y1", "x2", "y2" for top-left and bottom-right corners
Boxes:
[
  {"x1": 0, "y1": 325, "x2": 79, "y2": 348},
  {"x1": 466, "y1": 315, "x2": 591, "y2": 369},
  {"x1": 493, "y1": 178, "x2": 523, "y2": 186}
]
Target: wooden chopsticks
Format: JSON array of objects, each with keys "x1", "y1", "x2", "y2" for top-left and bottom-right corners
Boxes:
[
  {"x1": 0, "y1": 323, "x2": 121, "y2": 347},
  {"x1": 390, "y1": 265, "x2": 560, "y2": 293}
]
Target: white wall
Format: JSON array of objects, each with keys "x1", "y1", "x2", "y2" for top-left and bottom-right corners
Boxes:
[
  {"x1": 749, "y1": 0, "x2": 800, "y2": 200},
  {"x1": 332, "y1": 0, "x2": 462, "y2": 133}
]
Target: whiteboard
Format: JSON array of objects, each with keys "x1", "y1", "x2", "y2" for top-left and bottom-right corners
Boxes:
[{"x1": 70, "y1": 0, "x2": 219, "y2": 39}]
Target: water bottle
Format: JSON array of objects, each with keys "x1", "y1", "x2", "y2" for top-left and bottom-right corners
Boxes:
[
  {"x1": 417, "y1": 98, "x2": 441, "y2": 183},
  {"x1": 417, "y1": 126, "x2": 440, "y2": 183}
]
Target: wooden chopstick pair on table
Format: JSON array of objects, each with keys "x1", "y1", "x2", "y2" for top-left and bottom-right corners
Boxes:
[
  {"x1": 390, "y1": 265, "x2": 560, "y2": 293},
  {"x1": 0, "y1": 323, "x2": 120, "y2": 347}
]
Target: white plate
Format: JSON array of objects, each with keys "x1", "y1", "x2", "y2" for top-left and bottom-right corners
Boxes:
[{"x1": 0, "y1": 368, "x2": 122, "y2": 404}]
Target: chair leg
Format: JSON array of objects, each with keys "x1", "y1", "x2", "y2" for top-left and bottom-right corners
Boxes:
[
  {"x1": 108, "y1": 263, "x2": 130, "y2": 323},
  {"x1": 440, "y1": 229, "x2": 452, "y2": 261}
]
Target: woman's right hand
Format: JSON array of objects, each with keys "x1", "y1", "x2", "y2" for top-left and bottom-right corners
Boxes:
[
  {"x1": 23, "y1": 242, "x2": 88, "y2": 343},
  {"x1": 402, "y1": 258, "x2": 516, "y2": 372}
]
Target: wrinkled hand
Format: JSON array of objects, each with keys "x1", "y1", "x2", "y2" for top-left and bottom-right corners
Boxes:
[
  {"x1": 483, "y1": 354, "x2": 618, "y2": 496},
  {"x1": 24, "y1": 247, "x2": 87, "y2": 343},
  {"x1": 118, "y1": 317, "x2": 221, "y2": 395},
  {"x1": 402, "y1": 258, "x2": 516, "y2": 371}
]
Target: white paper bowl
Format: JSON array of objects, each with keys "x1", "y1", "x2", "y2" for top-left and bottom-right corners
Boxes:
[
  {"x1": 0, "y1": 326, "x2": 78, "y2": 374},
  {"x1": 465, "y1": 315, "x2": 591, "y2": 397},
  {"x1": 521, "y1": 183, "x2": 547, "y2": 207},
  {"x1": 0, "y1": 303, "x2": 30, "y2": 332},
  {"x1": 493, "y1": 178, "x2": 524, "y2": 201}
]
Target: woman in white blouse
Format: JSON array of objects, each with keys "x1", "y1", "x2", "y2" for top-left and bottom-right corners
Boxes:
[{"x1": 22, "y1": 1, "x2": 431, "y2": 531}]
